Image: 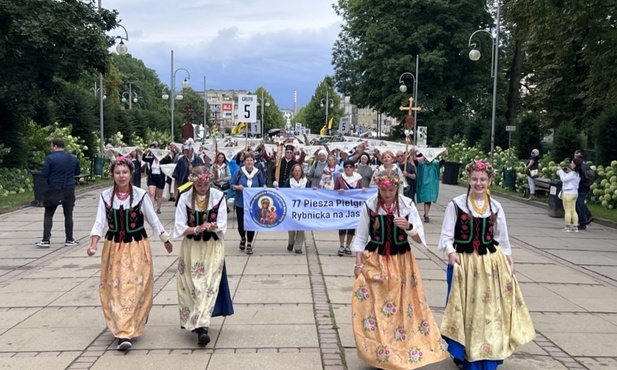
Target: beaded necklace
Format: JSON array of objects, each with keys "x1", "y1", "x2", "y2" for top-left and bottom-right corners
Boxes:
[
  {"x1": 195, "y1": 194, "x2": 208, "y2": 211},
  {"x1": 470, "y1": 194, "x2": 489, "y2": 215},
  {"x1": 380, "y1": 202, "x2": 396, "y2": 215},
  {"x1": 115, "y1": 187, "x2": 130, "y2": 201}
]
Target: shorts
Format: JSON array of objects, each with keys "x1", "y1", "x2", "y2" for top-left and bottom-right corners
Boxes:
[{"x1": 147, "y1": 174, "x2": 165, "y2": 189}]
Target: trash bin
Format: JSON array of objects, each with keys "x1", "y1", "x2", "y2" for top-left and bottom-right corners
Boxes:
[
  {"x1": 548, "y1": 179, "x2": 564, "y2": 218},
  {"x1": 442, "y1": 161, "x2": 462, "y2": 185},
  {"x1": 502, "y1": 168, "x2": 515, "y2": 190},
  {"x1": 93, "y1": 157, "x2": 104, "y2": 176},
  {"x1": 30, "y1": 170, "x2": 47, "y2": 207}
]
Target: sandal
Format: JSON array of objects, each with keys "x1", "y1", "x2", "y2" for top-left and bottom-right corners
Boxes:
[
  {"x1": 424, "y1": 215, "x2": 430, "y2": 223},
  {"x1": 239, "y1": 238, "x2": 246, "y2": 250},
  {"x1": 246, "y1": 243, "x2": 253, "y2": 255}
]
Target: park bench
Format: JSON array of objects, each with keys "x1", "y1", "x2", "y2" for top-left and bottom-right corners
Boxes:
[{"x1": 521, "y1": 177, "x2": 552, "y2": 198}]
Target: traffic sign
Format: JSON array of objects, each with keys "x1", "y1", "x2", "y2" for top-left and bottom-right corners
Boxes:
[
  {"x1": 505, "y1": 125, "x2": 516, "y2": 132},
  {"x1": 237, "y1": 94, "x2": 257, "y2": 123}
]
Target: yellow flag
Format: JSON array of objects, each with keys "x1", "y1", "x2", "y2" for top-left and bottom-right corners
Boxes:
[
  {"x1": 320, "y1": 125, "x2": 328, "y2": 135},
  {"x1": 231, "y1": 122, "x2": 246, "y2": 135},
  {"x1": 327, "y1": 117, "x2": 334, "y2": 129}
]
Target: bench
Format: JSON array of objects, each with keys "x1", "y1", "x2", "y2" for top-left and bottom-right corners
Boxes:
[
  {"x1": 521, "y1": 177, "x2": 552, "y2": 198},
  {"x1": 75, "y1": 174, "x2": 93, "y2": 185}
]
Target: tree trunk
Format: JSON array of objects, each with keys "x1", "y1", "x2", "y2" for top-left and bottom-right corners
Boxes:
[{"x1": 506, "y1": 36, "x2": 526, "y2": 126}]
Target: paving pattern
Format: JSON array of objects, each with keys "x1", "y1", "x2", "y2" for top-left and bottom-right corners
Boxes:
[{"x1": 0, "y1": 183, "x2": 616, "y2": 369}]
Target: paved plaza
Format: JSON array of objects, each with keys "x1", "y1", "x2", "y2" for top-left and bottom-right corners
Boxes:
[{"x1": 0, "y1": 183, "x2": 616, "y2": 370}]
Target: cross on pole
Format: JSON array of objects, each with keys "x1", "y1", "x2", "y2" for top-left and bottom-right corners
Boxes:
[{"x1": 400, "y1": 97, "x2": 421, "y2": 126}]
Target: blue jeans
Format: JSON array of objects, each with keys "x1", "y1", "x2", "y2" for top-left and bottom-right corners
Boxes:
[{"x1": 576, "y1": 189, "x2": 592, "y2": 227}]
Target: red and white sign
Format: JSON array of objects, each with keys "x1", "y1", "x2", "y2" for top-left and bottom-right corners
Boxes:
[{"x1": 222, "y1": 103, "x2": 232, "y2": 111}]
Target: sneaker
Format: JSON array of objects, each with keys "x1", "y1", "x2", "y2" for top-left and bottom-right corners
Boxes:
[
  {"x1": 35, "y1": 240, "x2": 51, "y2": 248},
  {"x1": 239, "y1": 238, "x2": 246, "y2": 251},
  {"x1": 116, "y1": 338, "x2": 132, "y2": 351},
  {"x1": 344, "y1": 246, "x2": 352, "y2": 255},
  {"x1": 572, "y1": 227, "x2": 579, "y2": 233},
  {"x1": 338, "y1": 246, "x2": 345, "y2": 257},
  {"x1": 295, "y1": 248, "x2": 303, "y2": 254},
  {"x1": 197, "y1": 328, "x2": 210, "y2": 347},
  {"x1": 246, "y1": 244, "x2": 253, "y2": 255},
  {"x1": 64, "y1": 239, "x2": 80, "y2": 247},
  {"x1": 561, "y1": 227, "x2": 571, "y2": 232},
  {"x1": 287, "y1": 244, "x2": 294, "y2": 252}
]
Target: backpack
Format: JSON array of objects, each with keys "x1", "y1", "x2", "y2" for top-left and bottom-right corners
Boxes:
[{"x1": 582, "y1": 167, "x2": 598, "y2": 187}]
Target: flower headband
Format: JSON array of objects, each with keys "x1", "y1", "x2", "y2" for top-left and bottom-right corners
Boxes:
[
  {"x1": 373, "y1": 171, "x2": 401, "y2": 189},
  {"x1": 189, "y1": 172, "x2": 214, "y2": 184},
  {"x1": 465, "y1": 160, "x2": 494, "y2": 178},
  {"x1": 111, "y1": 155, "x2": 134, "y2": 172}
]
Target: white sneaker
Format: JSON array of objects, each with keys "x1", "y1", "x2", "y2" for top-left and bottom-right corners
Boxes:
[
  {"x1": 561, "y1": 227, "x2": 571, "y2": 232},
  {"x1": 35, "y1": 240, "x2": 51, "y2": 248},
  {"x1": 64, "y1": 240, "x2": 80, "y2": 246}
]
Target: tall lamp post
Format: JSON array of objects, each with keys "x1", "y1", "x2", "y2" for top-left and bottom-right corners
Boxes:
[
  {"x1": 163, "y1": 50, "x2": 190, "y2": 140},
  {"x1": 468, "y1": 0, "x2": 500, "y2": 163},
  {"x1": 121, "y1": 82, "x2": 138, "y2": 109},
  {"x1": 398, "y1": 56, "x2": 420, "y2": 144},
  {"x1": 320, "y1": 90, "x2": 334, "y2": 135},
  {"x1": 259, "y1": 90, "x2": 270, "y2": 137},
  {"x1": 97, "y1": 1, "x2": 129, "y2": 156}
]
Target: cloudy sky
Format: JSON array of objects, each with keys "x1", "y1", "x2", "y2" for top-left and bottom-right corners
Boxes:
[{"x1": 103, "y1": 0, "x2": 343, "y2": 110}]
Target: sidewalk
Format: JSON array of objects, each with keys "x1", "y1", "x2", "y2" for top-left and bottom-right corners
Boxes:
[{"x1": 0, "y1": 183, "x2": 616, "y2": 370}]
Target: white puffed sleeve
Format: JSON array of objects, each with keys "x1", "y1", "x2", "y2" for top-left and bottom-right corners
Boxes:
[
  {"x1": 437, "y1": 201, "x2": 458, "y2": 257},
  {"x1": 173, "y1": 191, "x2": 191, "y2": 239},
  {"x1": 89, "y1": 194, "x2": 107, "y2": 237},
  {"x1": 493, "y1": 203, "x2": 512, "y2": 255},
  {"x1": 350, "y1": 203, "x2": 370, "y2": 252},
  {"x1": 141, "y1": 192, "x2": 166, "y2": 237}
]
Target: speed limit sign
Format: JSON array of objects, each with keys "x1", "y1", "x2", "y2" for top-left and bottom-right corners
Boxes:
[{"x1": 237, "y1": 94, "x2": 257, "y2": 123}]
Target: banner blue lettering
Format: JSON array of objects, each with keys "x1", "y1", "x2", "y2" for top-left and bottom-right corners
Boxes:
[{"x1": 242, "y1": 188, "x2": 377, "y2": 231}]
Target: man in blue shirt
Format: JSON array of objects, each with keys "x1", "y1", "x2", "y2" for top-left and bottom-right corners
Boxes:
[{"x1": 36, "y1": 138, "x2": 81, "y2": 248}]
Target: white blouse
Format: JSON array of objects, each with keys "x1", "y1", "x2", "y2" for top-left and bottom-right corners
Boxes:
[
  {"x1": 90, "y1": 187, "x2": 165, "y2": 238},
  {"x1": 438, "y1": 194, "x2": 511, "y2": 256},
  {"x1": 173, "y1": 188, "x2": 227, "y2": 239},
  {"x1": 350, "y1": 194, "x2": 426, "y2": 253}
]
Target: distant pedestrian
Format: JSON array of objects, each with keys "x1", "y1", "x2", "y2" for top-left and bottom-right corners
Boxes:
[
  {"x1": 525, "y1": 149, "x2": 540, "y2": 200},
  {"x1": 396, "y1": 150, "x2": 416, "y2": 201},
  {"x1": 173, "y1": 166, "x2": 234, "y2": 347},
  {"x1": 281, "y1": 164, "x2": 310, "y2": 254},
  {"x1": 355, "y1": 153, "x2": 373, "y2": 188},
  {"x1": 36, "y1": 138, "x2": 81, "y2": 248},
  {"x1": 129, "y1": 149, "x2": 142, "y2": 189},
  {"x1": 573, "y1": 150, "x2": 594, "y2": 229},
  {"x1": 413, "y1": 148, "x2": 447, "y2": 223},
  {"x1": 439, "y1": 160, "x2": 535, "y2": 369},
  {"x1": 87, "y1": 156, "x2": 173, "y2": 351},
  {"x1": 334, "y1": 160, "x2": 363, "y2": 256},
  {"x1": 557, "y1": 158, "x2": 582, "y2": 232}
]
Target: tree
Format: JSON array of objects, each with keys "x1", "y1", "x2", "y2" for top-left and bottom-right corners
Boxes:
[
  {"x1": 299, "y1": 77, "x2": 343, "y2": 134},
  {"x1": 592, "y1": 107, "x2": 617, "y2": 166},
  {"x1": 553, "y1": 122, "x2": 582, "y2": 162},
  {"x1": 514, "y1": 113, "x2": 543, "y2": 159},
  {"x1": 0, "y1": 0, "x2": 119, "y2": 167},
  {"x1": 332, "y1": 0, "x2": 497, "y2": 142},
  {"x1": 254, "y1": 87, "x2": 285, "y2": 134}
]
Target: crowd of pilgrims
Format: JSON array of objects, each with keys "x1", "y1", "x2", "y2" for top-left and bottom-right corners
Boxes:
[{"x1": 87, "y1": 137, "x2": 535, "y2": 370}]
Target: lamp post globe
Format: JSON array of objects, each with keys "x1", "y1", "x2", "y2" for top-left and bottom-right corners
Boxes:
[
  {"x1": 399, "y1": 84, "x2": 408, "y2": 93},
  {"x1": 469, "y1": 49, "x2": 481, "y2": 61},
  {"x1": 182, "y1": 78, "x2": 189, "y2": 88},
  {"x1": 116, "y1": 41, "x2": 128, "y2": 55},
  {"x1": 162, "y1": 93, "x2": 169, "y2": 100}
]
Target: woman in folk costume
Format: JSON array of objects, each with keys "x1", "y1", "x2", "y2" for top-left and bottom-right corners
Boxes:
[
  {"x1": 438, "y1": 160, "x2": 535, "y2": 370},
  {"x1": 351, "y1": 170, "x2": 448, "y2": 370},
  {"x1": 173, "y1": 166, "x2": 234, "y2": 347},
  {"x1": 231, "y1": 152, "x2": 266, "y2": 255},
  {"x1": 334, "y1": 159, "x2": 365, "y2": 257},
  {"x1": 87, "y1": 156, "x2": 173, "y2": 351},
  {"x1": 369, "y1": 150, "x2": 405, "y2": 195}
]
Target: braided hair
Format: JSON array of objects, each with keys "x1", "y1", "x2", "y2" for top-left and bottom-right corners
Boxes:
[
  {"x1": 189, "y1": 165, "x2": 213, "y2": 212},
  {"x1": 464, "y1": 160, "x2": 496, "y2": 222}
]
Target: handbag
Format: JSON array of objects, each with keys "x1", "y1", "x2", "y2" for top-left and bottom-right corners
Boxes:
[
  {"x1": 43, "y1": 153, "x2": 71, "y2": 207},
  {"x1": 213, "y1": 181, "x2": 230, "y2": 191},
  {"x1": 529, "y1": 169, "x2": 539, "y2": 178}
]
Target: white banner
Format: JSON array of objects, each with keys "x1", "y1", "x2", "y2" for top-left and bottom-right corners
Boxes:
[{"x1": 242, "y1": 188, "x2": 377, "y2": 231}]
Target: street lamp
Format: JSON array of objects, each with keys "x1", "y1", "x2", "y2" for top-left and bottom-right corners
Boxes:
[
  {"x1": 468, "y1": 0, "x2": 500, "y2": 163},
  {"x1": 259, "y1": 90, "x2": 270, "y2": 137},
  {"x1": 121, "y1": 82, "x2": 138, "y2": 109},
  {"x1": 320, "y1": 90, "x2": 334, "y2": 135},
  {"x1": 97, "y1": 0, "x2": 130, "y2": 156},
  {"x1": 93, "y1": 84, "x2": 106, "y2": 100},
  {"x1": 163, "y1": 50, "x2": 190, "y2": 140},
  {"x1": 398, "y1": 56, "x2": 420, "y2": 144}
]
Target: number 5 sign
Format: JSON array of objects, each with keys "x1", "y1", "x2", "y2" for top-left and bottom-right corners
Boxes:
[
  {"x1": 237, "y1": 95, "x2": 257, "y2": 123},
  {"x1": 338, "y1": 116, "x2": 350, "y2": 134}
]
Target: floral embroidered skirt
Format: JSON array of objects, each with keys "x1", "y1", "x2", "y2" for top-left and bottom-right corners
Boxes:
[
  {"x1": 99, "y1": 239, "x2": 154, "y2": 339},
  {"x1": 352, "y1": 250, "x2": 449, "y2": 370},
  {"x1": 177, "y1": 237, "x2": 232, "y2": 330},
  {"x1": 440, "y1": 248, "x2": 536, "y2": 362}
]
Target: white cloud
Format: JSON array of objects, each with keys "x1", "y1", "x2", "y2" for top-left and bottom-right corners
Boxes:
[{"x1": 103, "y1": 0, "x2": 342, "y2": 108}]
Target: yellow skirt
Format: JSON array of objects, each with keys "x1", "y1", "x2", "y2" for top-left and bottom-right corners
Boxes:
[
  {"x1": 99, "y1": 239, "x2": 153, "y2": 339},
  {"x1": 177, "y1": 237, "x2": 225, "y2": 330},
  {"x1": 440, "y1": 248, "x2": 536, "y2": 361},
  {"x1": 352, "y1": 250, "x2": 449, "y2": 370}
]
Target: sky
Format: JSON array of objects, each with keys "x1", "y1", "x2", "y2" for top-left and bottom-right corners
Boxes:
[{"x1": 103, "y1": 0, "x2": 343, "y2": 111}]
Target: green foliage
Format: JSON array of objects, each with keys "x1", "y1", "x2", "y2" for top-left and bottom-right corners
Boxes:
[
  {"x1": 552, "y1": 122, "x2": 582, "y2": 163},
  {"x1": 254, "y1": 87, "x2": 285, "y2": 132},
  {"x1": 592, "y1": 106, "x2": 617, "y2": 166},
  {"x1": 0, "y1": 144, "x2": 10, "y2": 165},
  {"x1": 300, "y1": 77, "x2": 344, "y2": 134},
  {"x1": 514, "y1": 113, "x2": 543, "y2": 159},
  {"x1": 0, "y1": 168, "x2": 33, "y2": 197}
]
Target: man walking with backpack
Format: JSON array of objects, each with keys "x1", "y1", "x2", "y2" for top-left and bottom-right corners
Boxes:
[{"x1": 574, "y1": 150, "x2": 596, "y2": 230}]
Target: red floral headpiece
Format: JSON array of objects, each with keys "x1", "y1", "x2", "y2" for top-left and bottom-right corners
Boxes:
[
  {"x1": 111, "y1": 155, "x2": 134, "y2": 172},
  {"x1": 465, "y1": 160, "x2": 494, "y2": 178},
  {"x1": 373, "y1": 170, "x2": 401, "y2": 189}
]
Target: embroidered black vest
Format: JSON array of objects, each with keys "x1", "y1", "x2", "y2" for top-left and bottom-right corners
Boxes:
[
  {"x1": 453, "y1": 204, "x2": 498, "y2": 255},
  {"x1": 104, "y1": 194, "x2": 148, "y2": 243},
  {"x1": 186, "y1": 196, "x2": 225, "y2": 241},
  {"x1": 364, "y1": 205, "x2": 411, "y2": 256}
]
